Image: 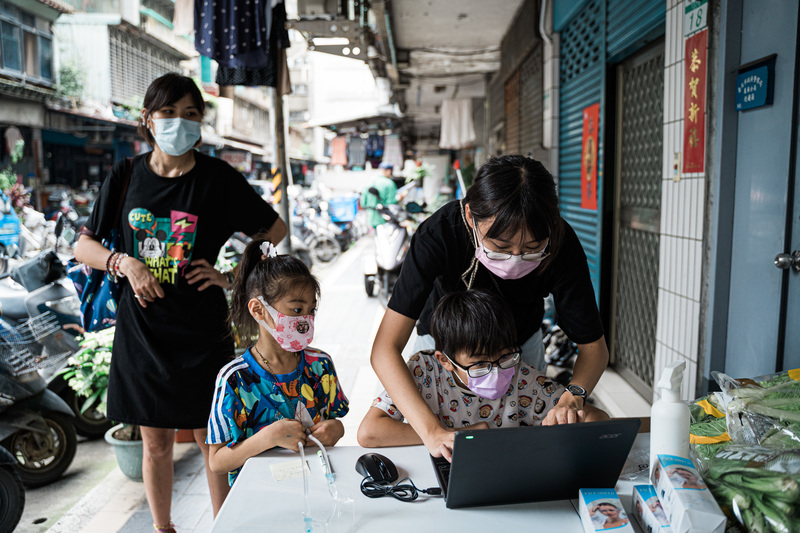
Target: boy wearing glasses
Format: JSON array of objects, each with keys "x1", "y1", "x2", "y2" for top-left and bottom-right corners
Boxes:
[{"x1": 357, "y1": 290, "x2": 609, "y2": 447}]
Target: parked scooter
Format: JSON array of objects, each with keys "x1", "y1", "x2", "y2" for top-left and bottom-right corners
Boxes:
[
  {"x1": 221, "y1": 231, "x2": 313, "y2": 272},
  {"x1": 0, "y1": 218, "x2": 110, "y2": 438},
  {"x1": 0, "y1": 313, "x2": 77, "y2": 487},
  {"x1": 0, "y1": 445, "x2": 24, "y2": 532},
  {"x1": 363, "y1": 187, "x2": 424, "y2": 304},
  {"x1": 0, "y1": 193, "x2": 21, "y2": 274}
]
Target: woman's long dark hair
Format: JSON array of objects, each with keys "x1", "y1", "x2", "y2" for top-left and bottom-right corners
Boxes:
[
  {"x1": 464, "y1": 155, "x2": 563, "y2": 270},
  {"x1": 228, "y1": 239, "x2": 320, "y2": 342},
  {"x1": 430, "y1": 289, "x2": 518, "y2": 360}
]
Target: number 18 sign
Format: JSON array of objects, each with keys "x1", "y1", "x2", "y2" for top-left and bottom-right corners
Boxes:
[{"x1": 684, "y1": 0, "x2": 707, "y2": 38}]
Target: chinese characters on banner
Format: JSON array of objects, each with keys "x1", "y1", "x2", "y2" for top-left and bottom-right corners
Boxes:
[
  {"x1": 683, "y1": 29, "x2": 707, "y2": 173},
  {"x1": 581, "y1": 102, "x2": 600, "y2": 210}
]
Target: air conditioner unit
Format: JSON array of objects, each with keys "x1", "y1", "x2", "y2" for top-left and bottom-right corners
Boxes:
[{"x1": 298, "y1": 0, "x2": 339, "y2": 19}]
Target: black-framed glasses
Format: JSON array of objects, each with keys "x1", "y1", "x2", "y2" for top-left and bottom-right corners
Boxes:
[
  {"x1": 472, "y1": 218, "x2": 550, "y2": 262},
  {"x1": 444, "y1": 349, "x2": 521, "y2": 378}
]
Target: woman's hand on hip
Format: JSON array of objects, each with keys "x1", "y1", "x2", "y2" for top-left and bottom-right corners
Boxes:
[
  {"x1": 186, "y1": 258, "x2": 228, "y2": 291},
  {"x1": 119, "y1": 256, "x2": 164, "y2": 308}
]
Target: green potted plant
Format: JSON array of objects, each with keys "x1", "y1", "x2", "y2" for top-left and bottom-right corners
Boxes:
[{"x1": 61, "y1": 327, "x2": 143, "y2": 481}]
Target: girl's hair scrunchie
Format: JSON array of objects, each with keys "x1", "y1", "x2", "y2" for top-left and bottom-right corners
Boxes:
[{"x1": 260, "y1": 241, "x2": 278, "y2": 260}]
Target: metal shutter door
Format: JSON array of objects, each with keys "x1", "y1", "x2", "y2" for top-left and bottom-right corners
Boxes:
[
  {"x1": 607, "y1": 0, "x2": 665, "y2": 60},
  {"x1": 611, "y1": 43, "x2": 664, "y2": 397},
  {"x1": 558, "y1": 0, "x2": 604, "y2": 299},
  {"x1": 519, "y1": 44, "x2": 545, "y2": 161},
  {"x1": 505, "y1": 70, "x2": 520, "y2": 155}
]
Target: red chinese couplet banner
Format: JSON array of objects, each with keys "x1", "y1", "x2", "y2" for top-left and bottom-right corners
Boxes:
[
  {"x1": 581, "y1": 102, "x2": 600, "y2": 210},
  {"x1": 683, "y1": 29, "x2": 707, "y2": 174}
]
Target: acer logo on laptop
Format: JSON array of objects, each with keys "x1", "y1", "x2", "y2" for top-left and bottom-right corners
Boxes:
[{"x1": 599, "y1": 433, "x2": 622, "y2": 439}]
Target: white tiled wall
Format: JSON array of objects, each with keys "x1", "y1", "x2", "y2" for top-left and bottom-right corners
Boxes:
[{"x1": 654, "y1": 0, "x2": 705, "y2": 401}]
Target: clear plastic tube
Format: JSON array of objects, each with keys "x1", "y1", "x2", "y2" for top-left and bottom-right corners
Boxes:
[
  {"x1": 298, "y1": 441, "x2": 313, "y2": 533},
  {"x1": 299, "y1": 437, "x2": 339, "y2": 532}
]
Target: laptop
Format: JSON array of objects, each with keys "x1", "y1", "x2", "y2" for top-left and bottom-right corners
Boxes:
[{"x1": 430, "y1": 418, "x2": 641, "y2": 509}]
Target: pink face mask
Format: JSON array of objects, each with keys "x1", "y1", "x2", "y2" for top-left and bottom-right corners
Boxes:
[
  {"x1": 471, "y1": 224, "x2": 544, "y2": 280},
  {"x1": 465, "y1": 366, "x2": 516, "y2": 400},
  {"x1": 256, "y1": 296, "x2": 315, "y2": 352}
]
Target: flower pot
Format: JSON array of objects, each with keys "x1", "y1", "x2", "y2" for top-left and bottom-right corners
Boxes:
[{"x1": 104, "y1": 423, "x2": 143, "y2": 482}]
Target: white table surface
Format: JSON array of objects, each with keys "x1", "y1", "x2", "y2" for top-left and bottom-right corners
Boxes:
[{"x1": 211, "y1": 433, "x2": 651, "y2": 533}]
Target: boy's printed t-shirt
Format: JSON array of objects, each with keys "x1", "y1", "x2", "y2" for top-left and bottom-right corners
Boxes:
[
  {"x1": 207, "y1": 347, "x2": 349, "y2": 485},
  {"x1": 372, "y1": 350, "x2": 565, "y2": 428}
]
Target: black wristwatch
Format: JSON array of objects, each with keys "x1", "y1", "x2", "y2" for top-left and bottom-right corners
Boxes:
[{"x1": 566, "y1": 384, "x2": 588, "y2": 400}]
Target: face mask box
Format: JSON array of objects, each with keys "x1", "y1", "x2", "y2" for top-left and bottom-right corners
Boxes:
[
  {"x1": 578, "y1": 488, "x2": 634, "y2": 533},
  {"x1": 632, "y1": 484, "x2": 671, "y2": 531},
  {"x1": 651, "y1": 455, "x2": 726, "y2": 533}
]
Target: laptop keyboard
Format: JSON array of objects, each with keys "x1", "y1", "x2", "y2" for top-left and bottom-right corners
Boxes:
[{"x1": 431, "y1": 455, "x2": 451, "y2": 494}]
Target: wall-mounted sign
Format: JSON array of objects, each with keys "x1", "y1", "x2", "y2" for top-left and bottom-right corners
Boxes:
[
  {"x1": 580, "y1": 102, "x2": 599, "y2": 211},
  {"x1": 683, "y1": 29, "x2": 707, "y2": 174},
  {"x1": 684, "y1": 0, "x2": 708, "y2": 37},
  {"x1": 735, "y1": 55, "x2": 776, "y2": 111}
]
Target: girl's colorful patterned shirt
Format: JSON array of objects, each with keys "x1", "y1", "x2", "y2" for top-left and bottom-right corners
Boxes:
[{"x1": 206, "y1": 347, "x2": 349, "y2": 484}]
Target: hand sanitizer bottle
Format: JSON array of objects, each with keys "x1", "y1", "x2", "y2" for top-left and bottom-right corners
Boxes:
[{"x1": 650, "y1": 361, "x2": 691, "y2": 475}]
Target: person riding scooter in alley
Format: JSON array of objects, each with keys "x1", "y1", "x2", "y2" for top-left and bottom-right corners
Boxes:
[{"x1": 360, "y1": 162, "x2": 398, "y2": 229}]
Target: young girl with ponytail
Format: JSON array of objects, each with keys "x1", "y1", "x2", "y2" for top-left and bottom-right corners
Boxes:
[{"x1": 206, "y1": 240, "x2": 349, "y2": 485}]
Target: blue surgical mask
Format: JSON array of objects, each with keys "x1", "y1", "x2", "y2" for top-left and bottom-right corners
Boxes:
[{"x1": 150, "y1": 118, "x2": 201, "y2": 156}]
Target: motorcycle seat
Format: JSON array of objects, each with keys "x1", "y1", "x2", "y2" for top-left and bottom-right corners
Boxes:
[{"x1": 0, "y1": 284, "x2": 30, "y2": 321}]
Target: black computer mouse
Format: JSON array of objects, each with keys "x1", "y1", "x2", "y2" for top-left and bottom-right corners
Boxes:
[{"x1": 355, "y1": 453, "x2": 399, "y2": 483}]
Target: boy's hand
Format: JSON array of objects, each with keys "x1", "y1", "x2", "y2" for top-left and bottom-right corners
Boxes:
[
  {"x1": 423, "y1": 426, "x2": 456, "y2": 462},
  {"x1": 308, "y1": 419, "x2": 344, "y2": 446},
  {"x1": 267, "y1": 419, "x2": 308, "y2": 452}
]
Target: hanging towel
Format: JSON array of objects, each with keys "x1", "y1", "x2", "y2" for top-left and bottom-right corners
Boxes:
[
  {"x1": 383, "y1": 134, "x2": 404, "y2": 170},
  {"x1": 347, "y1": 135, "x2": 366, "y2": 168},
  {"x1": 439, "y1": 98, "x2": 476, "y2": 150},
  {"x1": 329, "y1": 136, "x2": 348, "y2": 167},
  {"x1": 173, "y1": 0, "x2": 194, "y2": 35}
]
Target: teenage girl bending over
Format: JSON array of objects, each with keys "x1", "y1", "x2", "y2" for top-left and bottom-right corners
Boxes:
[{"x1": 206, "y1": 240, "x2": 349, "y2": 485}]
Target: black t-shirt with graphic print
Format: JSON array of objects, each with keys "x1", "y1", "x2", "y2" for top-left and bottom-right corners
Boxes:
[
  {"x1": 85, "y1": 152, "x2": 279, "y2": 428},
  {"x1": 388, "y1": 200, "x2": 604, "y2": 347}
]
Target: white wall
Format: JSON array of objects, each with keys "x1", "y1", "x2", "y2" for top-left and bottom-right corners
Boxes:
[
  {"x1": 654, "y1": 0, "x2": 706, "y2": 401},
  {"x1": 307, "y1": 51, "x2": 382, "y2": 125},
  {"x1": 54, "y1": 14, "x2": 116, "y2": 106}
]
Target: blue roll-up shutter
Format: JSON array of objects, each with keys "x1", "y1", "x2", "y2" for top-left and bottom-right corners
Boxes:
[
  {"x1": 558, "y1": 0, "x2": 605, "y2": 303},
  {"x1": 607, "y1": 0, "x2": 666, "y2": 62}
]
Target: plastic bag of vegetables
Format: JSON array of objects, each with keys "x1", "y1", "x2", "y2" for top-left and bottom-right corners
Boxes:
[
  {"x1": 711, "y1": 369, "x2": 800, "y2": 449},
  {"x1": 702, "y1": 445, "x2": 800, "y2": 533},
  {"x1": 690, "y1": 394, "x2": 732, "y2": 469}
]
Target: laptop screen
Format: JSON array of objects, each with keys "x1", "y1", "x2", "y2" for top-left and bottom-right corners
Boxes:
[{"x1": 432, "y1": 418, "x2": 641, "y2": 509}]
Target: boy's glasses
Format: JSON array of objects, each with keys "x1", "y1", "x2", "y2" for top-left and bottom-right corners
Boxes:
[{"x1": 444, "y1": 349, "x2": 521, "y2": 378}]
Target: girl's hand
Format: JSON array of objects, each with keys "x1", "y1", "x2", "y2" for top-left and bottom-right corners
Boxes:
[
  {"x1": 542, "y1": 394, "x2": 586, "y2": 425},
  {"x1": 119, "y1": 256, "x2": 164, "y2": 308},
  {"x1": 308, "y1": 419, "x2": 344, "y2": 447},
  {"x1": 186, "y1": 258, "x2": 228, "y2": 291},
  {"x1": 267, "y1": 419, "x2": 308, "y2": 452}
]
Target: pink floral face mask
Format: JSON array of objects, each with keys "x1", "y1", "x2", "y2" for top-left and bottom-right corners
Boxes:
[{"x1": 256, "y1": 296, "x2": 315, "y2": 352}]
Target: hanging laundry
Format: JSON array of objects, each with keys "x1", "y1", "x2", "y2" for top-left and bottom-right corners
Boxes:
[
  {"x1": 329, "y1": 135, "x2": 348, "y2": 167},
  {"x1": 365, "y1": 134, "x2": 384, "y2": 168},
  {"x1": 439, "y1": 99, "x2": 476, "y2": 150},
  {"x1": 347, "y1": 135, "x2": 367, "y2": 169},
  {"x1": 173, "y1": 0, "x2": 194, "y2": 35},
  {"x1": 383, "y1": 134, "x2": 404, "y2": 170}
]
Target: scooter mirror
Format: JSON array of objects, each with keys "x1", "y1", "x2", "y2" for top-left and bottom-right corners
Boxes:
[
  {"x1": 54, "y1": 213, "x2": 65, "y2": 241},
  {"x1": 368, "y1": 187, "x2": 381, "y2": 197},
  {"x1": 406, "y1": 202, "x2": 423, "y2": 213}
]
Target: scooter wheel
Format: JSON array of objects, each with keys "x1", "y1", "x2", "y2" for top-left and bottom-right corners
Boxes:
[
  {"x1": 2, "y1": 412, "x2": 77, "y2": 488},
  {"x1": 364, "y1": 275, "x2": 376, "y2": 297},
  {"x1": 61, "y1": 388, "x2": 113, "y2": 439},
  {"x1": 0, "y1": 464, "x2": 24, "y2": 532}
]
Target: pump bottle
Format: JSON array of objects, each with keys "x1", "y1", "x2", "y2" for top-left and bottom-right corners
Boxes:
[{"x1": 650, "y1": 361, "x2": 691, "y2": 475}]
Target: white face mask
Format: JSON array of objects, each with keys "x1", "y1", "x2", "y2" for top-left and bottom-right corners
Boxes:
[
  {"x1": 256, "y1": 296, "x2": 315, "y2": 352},
  {"x1": 150, "y1": 117, "x2": 201, "y2": 156}
]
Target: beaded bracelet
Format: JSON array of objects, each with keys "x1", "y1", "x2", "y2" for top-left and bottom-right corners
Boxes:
[
  {"x1": 105, "y1": 251, "x2": 117, "y2": 273},
  {"x1": 114, "y1": 253, "x2": 129, "y2": 279}
]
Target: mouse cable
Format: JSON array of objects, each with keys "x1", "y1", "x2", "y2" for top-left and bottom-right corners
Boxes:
[{"x1": 360, "y1": 476, "x2": 442, "y2": 502}]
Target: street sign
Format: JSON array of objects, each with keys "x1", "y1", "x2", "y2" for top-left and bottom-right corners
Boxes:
[
  {"x1": 684, "y1": 0, "x2": 708, "y2": 37},
  {"x1": 736, "y1": 55, "x2": 776, "y2": 111}
]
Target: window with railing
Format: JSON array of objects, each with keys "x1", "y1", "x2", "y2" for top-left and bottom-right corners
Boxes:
[
  {"x1": 0, "y1": 1, "x2": 53, "y2": 84},
  {"x1": 109, "y1": 25, "x2": 181, "y2": 105}
]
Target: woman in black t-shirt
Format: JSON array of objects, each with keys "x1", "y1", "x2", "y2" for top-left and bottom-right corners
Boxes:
[
  {"x1": 74, "y1": 74, "x2": 287, "y2": 532},
  {"x1": 372, "y1": 155, "x2": 609, "y2": 460}
]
